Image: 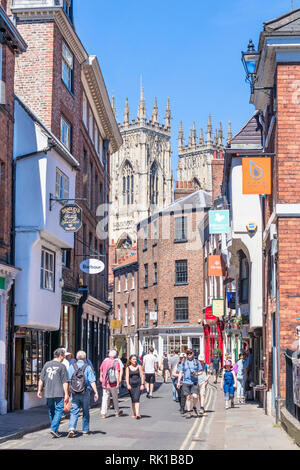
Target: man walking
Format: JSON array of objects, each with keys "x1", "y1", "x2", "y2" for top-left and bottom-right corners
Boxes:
[
  {"x1": 37, "y1": 348, "x2": 69, "y2": 438},
  {"x1": 100, "y1": 350, "x2": 123, "y2": 418},
  {"x1": 177, "y1": 349, "x2": 202, "y2": 419},
  {"x1": 169, "y1": 349, "x2": 180, "y2": 402},
  {"x1": 211, "y1": 352, "x2": 221, "y2": 384},
  {"x1": 143, "y1": 347, "x2": 158, "y2": 399},
  {"x1": 67, "y1": 351, "x2": 99, "y2": 437}
]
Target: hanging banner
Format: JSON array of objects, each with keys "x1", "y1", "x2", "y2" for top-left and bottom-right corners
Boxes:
[
  {"x1": 209, "y1": 210, "x2": 230, "y2": 234},
  {"x1": 212, "y1": 299, "x2": 225, "y2": 318},
  {"x1": 242, "y1": 157, "x2": 271, "y2": 195},
  {"x1": 208, "y1": 255, "x2": 225, "y2": 277}
]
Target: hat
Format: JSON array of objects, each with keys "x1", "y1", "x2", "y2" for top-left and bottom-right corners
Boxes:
[
  {"x1": 225, "y1": 361, "x2": 232, "y2": 367},
  {"x1": 65, "y1": 352, "x2": 72, "y2": 356},
  {"x1": 198, "y1": 354, "x2": 205, "y2": 361},
  {"x1": 180, "y1": 353, "x2": 186, "y2": 358},
  {"x1": 186, "y1": 349, "x2": 193, "y2": 354}
]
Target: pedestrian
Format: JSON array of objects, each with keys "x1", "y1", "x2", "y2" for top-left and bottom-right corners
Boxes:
[
  {"x1": 211, "y1": 352, "x2": 221, "y2": 384},
  {"x1": 221, "y1": 360, "x2": 237, "y2": 409},
  {"x1": 115, "y1": 350, "x2": 125, "y2": 388},
  {"x1": 143, "y1": 347, "x2": 159, "y2": 399},
  {"x1": 169, "y1": 349, "x2": 180, "y2": 402},
  {"x1": 177, "y1": 349, "x2": 202, "y2": 419},
  {"x1": 197, "y1": 354, "x2": 210, "y2": 415},
  {"x1": 62, "y1": 349, "x2": 72, "y2": 371},
  {"x1": 172, "y1": 353, "x2": 186, "y2": 415},
  {"x1": 125, "y1": 355, "x2": 145, "y2": 419},
  {"x1": 160, "y1": 352, "x2": 169, "y2": 383},
  {"x1": 100, "y1": 349, "x2": 123, "y2": 418},
  {"x1": 67, "y1": 351, "x2": 99, "y2": 437},
  {"x1": 235, "y1": 353, "x2": 247, "y2": 404},
  {"x1": 244, "y1": 348, "x2": 253, "y2": 401},
  {"x1": 37, "y1": 348, "x2": 69, "y2": 438}
]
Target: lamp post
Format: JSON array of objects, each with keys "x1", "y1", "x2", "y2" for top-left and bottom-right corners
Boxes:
[{"x1": 241, "y1": 39, "x2": 274, "y2": 94}]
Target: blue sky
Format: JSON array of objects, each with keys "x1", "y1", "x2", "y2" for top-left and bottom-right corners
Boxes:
[{"x1": 75, "y1": 0, "x2": 293, "y2": 176}]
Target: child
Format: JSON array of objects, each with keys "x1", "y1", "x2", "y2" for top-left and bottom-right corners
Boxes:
[{"x1": 221, "y1": 361, "x2": 237, "y2": 409}]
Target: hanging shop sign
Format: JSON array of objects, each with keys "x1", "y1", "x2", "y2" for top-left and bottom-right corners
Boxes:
[
  {"x1": 208, "y1": 255, "x2": 225, "y2": 277},
  {"x1": 149, "y1": 312, "x2": 158, "y2": 321},
  {"x1": 246, "y1": 222, "x2": 258, "y2": 233},
  {"x1": 212, "y1": 299, "x2": 225, "y2": 318},
  {"x1": 80, "y1": 259, "x2": 105, "y2": 275},
  {"x1": 59, "y1": 204, "x2": 82, "y2": 233},
  {"x1": 209, "y1": 210, "x2": 230, "y2": 234},
  {"x1": 205, "y1": 306, "x2": 218, "y2": 321},
  {"x1": 110, "y1": 320, "x2": 122, "y2": 330},
  {"x1": 242, "y1": 157, "x2": 271, "y2": 195}
]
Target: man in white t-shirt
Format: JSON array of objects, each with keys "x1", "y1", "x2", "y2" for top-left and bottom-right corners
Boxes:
[{"x1": 143, "y1": 347, "x2": 158, "y2": 398}]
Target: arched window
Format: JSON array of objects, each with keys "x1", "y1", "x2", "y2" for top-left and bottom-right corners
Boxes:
[
  {"x1": 150, "y1": 162, "x2": 158, "y2": 206},
  {"x1": 122, "y1": 161, "x2": 134, "y2": 205}
]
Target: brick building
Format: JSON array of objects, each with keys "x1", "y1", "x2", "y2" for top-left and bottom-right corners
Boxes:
[
  {"x1": 137, "y1": 190, "x2": 211, "y2": 361},
  {"x1": 111, "y1": 252, "x2": 138, "y2": 357},
  {"x1": 8, "y1": 0, "x2": 122, "y2": 410},
  {"x1": 0, "y1": 1, "x2": 26, "y2": 415}
]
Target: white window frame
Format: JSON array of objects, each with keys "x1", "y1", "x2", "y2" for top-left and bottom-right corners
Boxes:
[
  {"x1": 131, "y1": 303, "x2": 135, "y2": 326},
  {"x1": 55, "y1": 168, "x2": 69, "y2": 202},
  {"x1": 0, "y1": 44, "x2": 5, "y2": 105},
  {"x1": 124, "y1": 304, "x2": 128, "y2": 327},
  {"x1": 89, "y1": 109, "x2": 94, "y2": 142},
  {"x1": 118, "y1": 305, "x2": 121, "y2": 320},
  {"x1": 117, "y1": 275, "x2": 121, "y2": 293},
  {"x1": 131, "y1": 271, "x2": 135, "y2": 290},
  {"x1": 41, "y1": 248, "x2": 55, "y2": 292},
  {"x1": 125, "y1": 273, "x2": 128, "y2": 291}
]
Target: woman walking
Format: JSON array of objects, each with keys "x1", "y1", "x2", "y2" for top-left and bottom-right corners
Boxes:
[
  {"x1": 161, "y1": 353, "x2": 169, "y2": 383},
  {"x1": 198, "y1": 355, "x2": 210, "y2": 415},
  {"x1": 234, "y1": 353, "x2": 247, "y2": 404},
  {"x1": 173, "y1": 353, "x2": 187, "y2": 415},
  {"x1": 220, "y1": 361, "x2": 237, "y2": 409},
  {"x1": 125, "y1": 355, "x2": 145, "y2": 419}
]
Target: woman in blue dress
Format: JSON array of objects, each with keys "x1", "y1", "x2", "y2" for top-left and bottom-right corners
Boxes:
[{"x1": 221, "y1": 361, "x2": 237, "y2": 409}]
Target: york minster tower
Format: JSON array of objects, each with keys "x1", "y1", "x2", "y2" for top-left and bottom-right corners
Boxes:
[{"x1": 109, "y1": 89, "x2": 173, "y2": 257}]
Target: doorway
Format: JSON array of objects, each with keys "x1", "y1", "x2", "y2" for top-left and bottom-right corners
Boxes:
[{"x1": 14, "y1": 338, "x2": 24, "y2": 410}]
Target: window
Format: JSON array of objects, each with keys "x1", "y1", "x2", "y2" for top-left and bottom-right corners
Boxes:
[
  {"x1": 154, "y1": 262, "x2": 158, "y2": 284},
  {"x1": 154, "y1": 299, "x2": 158, "y2": 321},
  {"x1": 269, "y1": 251, "x2": 276, "y2": 299},
  {"x1": 153, "y1": 220, "x2": 158, "y2": 245},
  {"x1": 0, "y1": 44, "x2": 4, "y2": 104},
  {"x1": 131, "y1": 271, "x2": 135, "y2": 290},
  {"x1": 55, "y1": 168, "x2": 69, "y2": 202},
  {"x1": 62, "y1": 249, "x2": 71, "y2": 269},
  {"x1": 174, "y1": 297, "x2": 189, "y2": 322},
  {"x1": 89, "y1": 109, "x2": 94, "y2": 142},
  {"x1": 62, "y1": 42, "x2": 73, "y2": 92},
  {"x1": 41, "y1": 248, "x2": 55, "y2": 291},
  {"x1": 117, "y1": 274, "x2": 121, "y2": 293},
  {"x1": 125, "y1": 273, "x2": 128, "y2": 291},
  {"x1": 174, "y1": 216, "x2": 187, "y2": 242},
  {"x1": 122, "y1": 161, "x2": 134, "y2": 205},
  {"x1": 63, "y1": 0, "x2": 73, "y2": 22},
  {"x1": 118, "y1": 305, "x2": 121, "y2": 320},
  {"x1": 89, "y1": 162, "x2": 93, "y2": 210},
  {"x1": 150, "y1": 161, "x2": 158, "y2": 206},
  {"x1": 175, "y1": 260, "x2": 188, "y2": 284},
  {"x1": 131, "y1": 303, "x2": 135, "y2": 326},
  {"x1": 145, "y1": 301, "x2": 149, "y2": 328},
  {"x1": 25, "y1": 330, "x2": 49, "y2": 392},
  {"x1": 83, "y1": 93, "x2": 88, "y2": 128},
  {"x1": 144, "y1": 226, "x2": 148, "y2": 251},
  {"x1": 95, "y1": 125, "x2": 99, "y2": 153},
  {"x1": 124, "y1": 304, "x2": 128, "y2": 327},
  {"x1": 144, "y1": 264, "x2": 148, "y2": 288},
  {"x1": 239, "y1": 251, "x2": 249, "y2": 304},
  {"x1": 61, "y1": 116, "x2": 72, "y2": 151}
]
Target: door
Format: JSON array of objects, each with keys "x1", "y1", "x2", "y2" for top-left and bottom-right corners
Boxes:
[
  {"x1": 14, "y1": 338, "x2": 24, "y2": 410},
  {"x1": 191, "y1": 337, "x2": 200, "y2": 356}
]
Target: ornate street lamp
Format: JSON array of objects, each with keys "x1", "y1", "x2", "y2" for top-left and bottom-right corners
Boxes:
[{"x1": 241, "y1": 39, "x2": 273, "y2": 95}]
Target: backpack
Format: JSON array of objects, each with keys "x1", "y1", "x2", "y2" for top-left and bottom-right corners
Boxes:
[
  {"x1": 105, "y1": 360, "x2": 118, "y2": 386},
  {"x1": 70, "y1": 362, "x2": 89, "y2": 394}
]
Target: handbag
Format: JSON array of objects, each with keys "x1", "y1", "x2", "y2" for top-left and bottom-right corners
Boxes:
[{"x1": 64, "y1": 397, "x2": 71, "y2": 413}]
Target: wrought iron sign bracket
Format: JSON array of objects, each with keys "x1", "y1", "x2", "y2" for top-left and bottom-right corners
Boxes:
[{"x1": 49, "y1": 193, "x2": 87, "y2": 211}]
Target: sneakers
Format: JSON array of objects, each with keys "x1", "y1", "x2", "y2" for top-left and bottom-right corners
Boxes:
[
  {"x1": 67, "y1": 430, "x2": 75, "y2": 438},
  {"x1": 115, "y1": 410, "x2": 123, "y2": 417},
  {"x1": 180, "y1": 409, "x2": 185, "y2": 415},
  {"x1": 82, "y1": 431, "x2": 92, "y2": 435},
  {"x1": 146, "y1": 391, "x2": 150, "y2": 398},
  {"x1": 199, "y1": 407, "x2": 205, "y2": 415},
  {"x1": 192, "y1": 407, "x2": 199, "y2": 418},
  {"x1": 50, "y1": 430, "x2": 62, "y2": 439},
  {"x1": 185, "y1": 411, "x2": 192, "y2": 419}
]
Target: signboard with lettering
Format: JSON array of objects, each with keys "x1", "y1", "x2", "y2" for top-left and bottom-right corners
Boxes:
[
  {"x1": 242, "y1": 158, "x2": 271, "y2": 195},
  {"x1": 205, "y1": 306, "x2": 217, "y2": 321},
  {"x1": 110, "y1": 320, "x2": 121, "y2": 330},
  {"x1": 209, "y1": 210, "x2": 230, "y2": 235},
  {"x1": 212, "y1": 299, "x2": 225, "y2": 318},
  {"x1": 80, "y1": 259, "x2": 105, "y2": 275},
  {"x1": 60, "y1": 204, "x2": 82, "y2": 232},
  {"x1": 208, "y1": 255, "x2": 225, "y2": 277}
]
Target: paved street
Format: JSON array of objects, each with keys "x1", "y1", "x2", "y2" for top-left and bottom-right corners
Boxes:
[{"x1": 0, "y1": 379, "x2": 297, "y2": 451}]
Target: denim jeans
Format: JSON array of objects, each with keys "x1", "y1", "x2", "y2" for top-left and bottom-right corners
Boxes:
[
  {"x1": 171, "y1": 378, "x2": 178, "y2": 401},
  {"x1": 236, "y1": 376, "x2": 246, "y2": 398},
  {"x1": 47, "y1": 398, "x2": 64, "y2": 433},
  {"x1": 69, "y1": 391, "x2": 91, "y2": 433}
]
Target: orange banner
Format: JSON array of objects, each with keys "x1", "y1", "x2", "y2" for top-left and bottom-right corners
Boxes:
[
  {"x1": 208, "y1": 255, "x2": 224, "y2": 277},
  {"x1": 242, "y1": 158, "x2": 271, "y2": 195}
]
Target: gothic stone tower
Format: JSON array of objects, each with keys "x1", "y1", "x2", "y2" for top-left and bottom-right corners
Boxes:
[
  {"x1": 109, "y1": 89, "x2": 173, "y2": 258},
  {"x1": 175, "y1": 116, "x2": 232, "y2": 200}
]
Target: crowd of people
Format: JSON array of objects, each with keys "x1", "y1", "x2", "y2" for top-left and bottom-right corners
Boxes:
[{"x1": 37, "y1": 345, "x2": 253, "y2": 438}]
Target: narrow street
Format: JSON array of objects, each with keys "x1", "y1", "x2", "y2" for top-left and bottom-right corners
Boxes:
[{"x1": 0, "y1": 379, "x2": 297, "y2": 451}]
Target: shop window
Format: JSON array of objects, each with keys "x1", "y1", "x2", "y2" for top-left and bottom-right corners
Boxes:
[{"x1": 25, "y1": 330, "x2": 49, "y2": 392}]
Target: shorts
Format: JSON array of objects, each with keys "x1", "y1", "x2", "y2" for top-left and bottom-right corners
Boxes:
[
  {"x1": 213, "y1": 368, "x2": 219, "y2": 375},
  {"x1": 182, "y1": 383, "x2": 199, "y2": 397},
  {"x1": 145, "y1": 373, "x2": 155, "y2": 384}
]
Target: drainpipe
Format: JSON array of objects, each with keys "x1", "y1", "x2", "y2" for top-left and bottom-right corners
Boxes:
[{"x1": 275, "y1": 285, "x2": 281, "y2": 424}]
